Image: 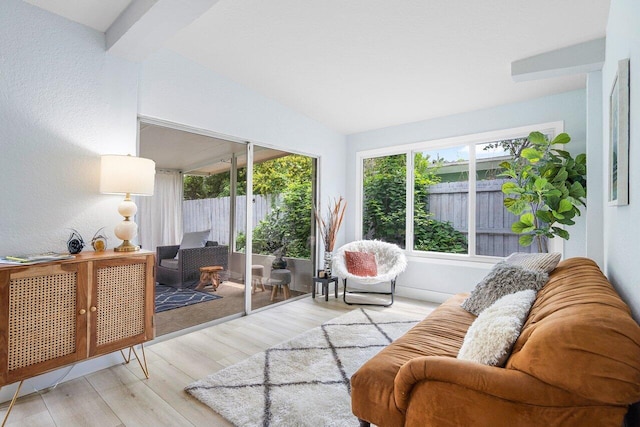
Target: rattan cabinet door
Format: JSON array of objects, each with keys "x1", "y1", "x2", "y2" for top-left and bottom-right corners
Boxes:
[
  {"x1": 89, "y1": 256, "x2": 154, "y2": 356},
  {"x1": 0, "y1": 263, "x2": 88, "y2": 385}
]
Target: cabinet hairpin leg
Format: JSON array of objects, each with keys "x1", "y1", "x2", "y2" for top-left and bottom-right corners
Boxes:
[
  {"x1": 120, "y1": 344, "x2": 150, "y2": 379},
  {"x1": 1, "y1": 380, "x2": 24, "y2": 427}
]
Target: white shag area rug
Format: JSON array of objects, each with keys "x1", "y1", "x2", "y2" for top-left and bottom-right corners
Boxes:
[{"x1": 185, "y1": 308, "x2": 420, "y2": 427}]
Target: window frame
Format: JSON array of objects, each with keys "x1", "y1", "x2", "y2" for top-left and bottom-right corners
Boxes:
[{"x1": 355, "y1": 121, "x2": 565, "y2": 263}]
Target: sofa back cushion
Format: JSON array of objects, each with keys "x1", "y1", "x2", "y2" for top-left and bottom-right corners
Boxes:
[{"x1": 505, "y1": 257, "x2": 640, "y2": 405}]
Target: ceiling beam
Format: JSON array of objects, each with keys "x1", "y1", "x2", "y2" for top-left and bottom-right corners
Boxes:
[
  {"x1": 511, "y1": 38, "x2": 605, "y2": 82},
  {"x1": 106, "y1": 0, "x2": 220, "y2": 62}
]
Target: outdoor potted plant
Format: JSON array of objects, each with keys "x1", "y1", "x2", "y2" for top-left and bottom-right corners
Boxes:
[{"x1": 493, "y1": 131, "x2": 587, "y2": 252}]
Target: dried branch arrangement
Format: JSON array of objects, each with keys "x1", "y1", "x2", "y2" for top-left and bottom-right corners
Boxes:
[{"x1": 314, "y1": 196, "x2": 347, "y2": 252}]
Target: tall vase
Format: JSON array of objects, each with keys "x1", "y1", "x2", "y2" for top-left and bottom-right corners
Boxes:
[{"x1": 324, "y1": 251, "x2": 333, "y2": 277}]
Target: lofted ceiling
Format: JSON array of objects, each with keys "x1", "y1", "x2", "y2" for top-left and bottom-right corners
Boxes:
[{"x1": 22, "y1": 0, "x2": 611, "y2": 135}]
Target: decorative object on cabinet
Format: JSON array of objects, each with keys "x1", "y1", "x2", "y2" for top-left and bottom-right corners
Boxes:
[
  {"x1": 609, "y1": 58, "x2": 630, "y2": 206},
  {"x1": 0, "y1": 250, "x2": 155, "y2": 425},
  {"x1": 91, "y1": 227, "x2": 108, "y2": 252},
  {"x1": 100, "y1": 154, "x2": 156, "y2": 252},
  {"x1": 66, "y1": 229, "x2": 85, "y2": 254}
]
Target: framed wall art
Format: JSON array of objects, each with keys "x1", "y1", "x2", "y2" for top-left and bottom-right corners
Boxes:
[{"x1": 609, "y1": 58, "x2": 630, "y2": 206}]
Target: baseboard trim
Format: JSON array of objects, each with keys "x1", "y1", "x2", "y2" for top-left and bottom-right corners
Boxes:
[{"x1": 395, "y1": 286, "x2": 454, "y2": 304}]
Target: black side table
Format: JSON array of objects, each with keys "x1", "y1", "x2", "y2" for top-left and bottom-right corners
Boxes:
[{"x1": 312, "y1": 276, "x2": 339, "y2": 302}]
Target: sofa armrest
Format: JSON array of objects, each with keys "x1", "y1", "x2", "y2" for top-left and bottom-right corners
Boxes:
[
  {"x1": 156, "y1": 245, "x2": 180, "y2": 263},
  {"x1": 394, "y1": 356, "x2": 599, "y2": 411}
]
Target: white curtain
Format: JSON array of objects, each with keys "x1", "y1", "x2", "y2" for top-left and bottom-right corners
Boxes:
[{"x1": 137, "y1": 170, "x2": 183, "y2": 251}]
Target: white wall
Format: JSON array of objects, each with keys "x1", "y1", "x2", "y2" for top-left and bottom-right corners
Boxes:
[
  {"x1": 601, "y1": 0, "x2": 640, "y2": 321},
  {"x1": 0, "y1": 0, "x2": 140, "y2": 255},
  {"x1": 346, "y1": 90, "x2": 588, "y2": 301}
]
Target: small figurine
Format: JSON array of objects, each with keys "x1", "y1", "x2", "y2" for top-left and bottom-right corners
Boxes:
[
  {"x1": 67, "y1": 229, "x2": 85, "y2": 254},
  {"x1": 91, "y1": 227, "x2": 108, "y2": 252}
]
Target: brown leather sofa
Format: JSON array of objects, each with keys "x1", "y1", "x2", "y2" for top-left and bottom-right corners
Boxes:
[{"x1": 351, "y1": 258, "x2": 640, "y2": 427}]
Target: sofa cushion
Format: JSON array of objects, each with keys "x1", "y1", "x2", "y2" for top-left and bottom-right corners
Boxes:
[
  {"x1": 505, "y1": 252, "x2": 561, "y2": 273},
  {"x1": 344, "y1": 251, "x2": 377, "y2": 277},
  {"x1": 160, "y1": 259, "x2": 179, "y2": 270},
  {"x1": 461, "y1": 262, "x2": 548, "y2": 316},
  {"x1": 175, "y1": 230, "x2": 210, "y2": 259},
  {"x1": 458, "y1": 290, "x2": 536, "y2": 366}
]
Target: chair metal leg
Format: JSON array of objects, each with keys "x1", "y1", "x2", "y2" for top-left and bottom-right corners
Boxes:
[{"x1": 343, "y1": 278, "x2": 395, "y2": 307}]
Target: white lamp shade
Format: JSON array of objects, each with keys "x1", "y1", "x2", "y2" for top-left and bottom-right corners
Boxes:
[{"x1": 100, "y1": 155, "x2": 156, "y2": 195}]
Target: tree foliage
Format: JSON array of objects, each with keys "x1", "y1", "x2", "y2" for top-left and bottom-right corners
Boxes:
[
  {"x1": 362, "y1": 154, "x2": 467, "y2": 253},
  {"x1": 235, "y1": 155, "x2": 313, "y2": 259},
  {"x1": 488, "y1": 131, "x2": 587, "y2": 251}
]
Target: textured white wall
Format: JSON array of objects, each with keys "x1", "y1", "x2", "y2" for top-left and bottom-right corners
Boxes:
[
  {"x1": 346, "y1": 90, "x2": 588, "y2": 300},
  {"x1": 0, "y1": 0, "x2": 140, "y2": 255},
  {"x1": 602, "y1": 0, "x2": 640, "y2": 321}
]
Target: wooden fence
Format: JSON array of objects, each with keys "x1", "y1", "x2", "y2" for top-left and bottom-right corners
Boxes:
[
  {"x1": 428, "y1": 179, "x2": 539, "y2": 256},
  {"x1": 183, "y1": 195, "x2": 276, "y2": 245}
]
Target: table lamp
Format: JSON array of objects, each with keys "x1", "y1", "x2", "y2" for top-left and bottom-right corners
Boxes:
[{"x1": 100, "y1": 155, "x2": 155, "y2": 252}]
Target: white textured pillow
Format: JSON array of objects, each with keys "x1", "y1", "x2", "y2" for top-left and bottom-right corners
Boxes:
[
  {"x1": 458, "y1": 290, "x2": 537, "y2": 367},
  {"x1": 505, "y1": 252, "x2": 561, "y2": 273},
  {"x1": 175, "y1": 230, "x2": 210, "y2": 259}
]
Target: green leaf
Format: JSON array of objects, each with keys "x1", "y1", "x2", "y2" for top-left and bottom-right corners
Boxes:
[
  {"x1": 556, "y1": 217, "x2": 576, "y2": 226},
  {"x1": 575, "y1": 153, "x2": 587, "y2": 165},
  {"x1": 569, "y1": 181, "x2": 586, "y2": 199},
  {"x1": 521, "y1": 148, "x2": 543, "y2": 163},
  {"x1": 503, "y1": 198, "x2": 517, "y2": 208},
  {"x1": 519, "y1": 234, "x2": 534, "y2": 246},
  {"x1": 520, "y1": 213, "x2": 534, "y2": 227},
  {"x1": 528, "y1": 131, "x2": 546, "y2": 145},
  {"x1": 551, "y1": 133, "x2": 571, "y2": 144},
  {"x1": 553, "y1": 168, "x2": 568, "y2": 183},
  {"x1": 502, "y1": 182, "x2": 520, "y2": 194},
  {"x1": 552, "y1": 227, "x2": 570, "y2": 240},
  {"x1": 558, "y1": 198, "x2": 573, "y2": 213},
  {"x1": 512, "y1": 221, "x2": 534, "y2": 234},
  {"x1": 499, "y1": 161, "x2": 511, "y2": 170},
  {"x1": 553, "y1": 149, "x2": 571, "y2": 159},
  {"x1": 534, "y1": 178, "x2": 548, "y2": 191},
  {"x1": 536, "y1": 210, "x2": 553, "y2": 223},
  {"x1": 507, "y1": 199, "x2": 529, "y2": 215}
]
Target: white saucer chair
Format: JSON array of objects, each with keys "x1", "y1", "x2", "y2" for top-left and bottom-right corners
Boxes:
[{"x1": 332, "y1": 240, "x2": 407, "y2": 307}]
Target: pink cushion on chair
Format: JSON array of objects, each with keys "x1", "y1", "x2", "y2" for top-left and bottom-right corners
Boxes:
[{"x1": 345, "y1": 251, "x2": 378, "y2": 277}]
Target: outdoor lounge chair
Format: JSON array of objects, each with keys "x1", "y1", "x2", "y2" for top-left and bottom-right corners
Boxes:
[
  {"x1": 332, "y1": 240, "x2": 407, "y2": 306},
  {"x1": 156, "y1": 241, "x2": 229, "y2": 288}
]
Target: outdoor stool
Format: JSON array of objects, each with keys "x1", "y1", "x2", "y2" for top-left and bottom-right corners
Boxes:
[
  {"x1": 269, "y1": 269, "x2": 291, "y2": 301},
  {"x1": 251, "y1": 265, "x2": 266, "y2": 294},
  {"x1": 195, "y1": 265, "x2": 224, "y2": 291}
]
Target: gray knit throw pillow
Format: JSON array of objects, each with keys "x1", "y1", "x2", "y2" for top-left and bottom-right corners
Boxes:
[{"x1": 461, "y1": 262, "x2": 548, "y2": 316}]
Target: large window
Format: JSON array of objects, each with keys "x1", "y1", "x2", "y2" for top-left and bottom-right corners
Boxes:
[{"x1": 357, "y1": 122, "x2": 563, "y2": 260}]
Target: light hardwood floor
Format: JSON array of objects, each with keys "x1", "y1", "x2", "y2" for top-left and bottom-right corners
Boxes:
[{"x1": 0, "y1": 295, "x2": 438, "y2": 427}]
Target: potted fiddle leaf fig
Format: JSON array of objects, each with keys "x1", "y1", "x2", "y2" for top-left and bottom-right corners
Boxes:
[{"x1": 495, "y1": 131, "x2": 587, "y2": 252}]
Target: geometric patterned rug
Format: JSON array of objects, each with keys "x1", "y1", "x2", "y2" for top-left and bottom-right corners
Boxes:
[
  {"x1": 185, "y1": 308, "x2": 421, "y2": 426},
  {"x1": 155, "y1": 284, "x2": 222, "y2": 313}
]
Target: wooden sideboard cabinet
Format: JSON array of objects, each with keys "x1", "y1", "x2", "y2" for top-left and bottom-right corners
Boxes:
[{"x1": 0, "y1": 250, "x2": 154, "y2": 419}]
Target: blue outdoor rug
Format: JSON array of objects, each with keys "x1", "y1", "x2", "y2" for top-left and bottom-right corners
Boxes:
[{"x1": 155, "y1": 284, "x2": 222, "y2": 313}]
